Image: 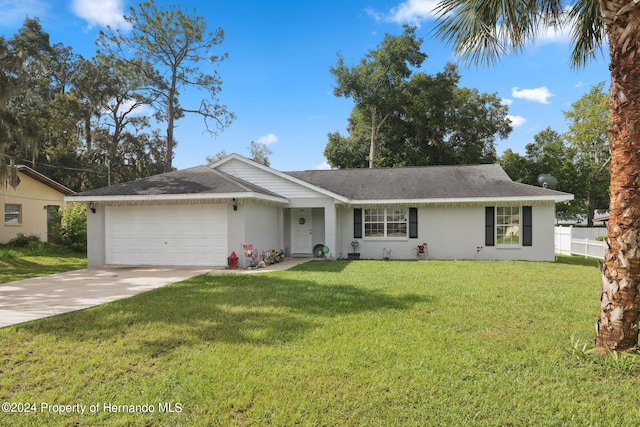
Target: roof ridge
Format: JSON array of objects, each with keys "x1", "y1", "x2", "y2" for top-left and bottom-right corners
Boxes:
[{"x1": 284, "y1": 163, "x2": 500, "y2": 174}]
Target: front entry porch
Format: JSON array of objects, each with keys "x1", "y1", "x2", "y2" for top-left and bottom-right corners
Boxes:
[{"x1": 285, "y1": 206, "x2": 336, "y2": 258}]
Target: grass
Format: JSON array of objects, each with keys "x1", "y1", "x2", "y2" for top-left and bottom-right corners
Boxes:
[
  {"x1": 0, "y1": 244, "x2": 87, "y2": 284},
  {"x1": 2, "y1": 256, "x2": 640, "y2": 425}
]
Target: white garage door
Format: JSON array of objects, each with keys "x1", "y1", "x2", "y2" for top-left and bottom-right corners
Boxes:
[{"x1": 105, "y1": 205, "x2": 228, "y2": 266}]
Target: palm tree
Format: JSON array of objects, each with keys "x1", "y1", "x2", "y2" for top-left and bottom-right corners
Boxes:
[{"x1": 434, "y1": 0, "x2": 640, "y2": 352}]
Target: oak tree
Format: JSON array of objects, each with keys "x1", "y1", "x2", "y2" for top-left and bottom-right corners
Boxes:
[{"x1": 330, "y1": 25, "x2": 426, "y2": 168}]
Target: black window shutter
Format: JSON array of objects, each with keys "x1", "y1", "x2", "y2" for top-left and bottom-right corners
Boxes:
[
  {"x1": 354, "y1": 208, "x2": 362, "y2": 238},
  {"x1": 409, "y1": 207, "x2": 418, "y2": 238},
  {"x1": 522, "y1": 206, "x2": 532, "y2": 246},
  {"x1": 485, "y1": 207, "x2": 495, "y2": 246}
]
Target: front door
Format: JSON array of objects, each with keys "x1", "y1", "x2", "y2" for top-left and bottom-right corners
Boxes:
[{"x1": 292, "y1": 208, "x2": 312, "y2": 254}]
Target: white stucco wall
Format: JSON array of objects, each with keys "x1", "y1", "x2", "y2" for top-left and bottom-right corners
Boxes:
[
  {"x1": 240, "y1": 201, "x2": 282, "y2": 266},
  {"x1": 218, "y1": 158, "x2": 340, "y2": 258},
  {"x1": 86, "y1": 204, "x2": 106, "y2": 267},
  {"x1": 337, "y1": 203, "x2": 557, "y2": 262}
]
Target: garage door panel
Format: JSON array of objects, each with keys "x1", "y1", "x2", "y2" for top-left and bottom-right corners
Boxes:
[{"x1": 106, "y1": 205, "x2": 227, "y2": 266}]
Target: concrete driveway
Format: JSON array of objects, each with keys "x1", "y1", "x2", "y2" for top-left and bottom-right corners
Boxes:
[
  {"x1": 0, "y1": 258, "x2": 314, "y2": 329},
  {"x1": 0, "y1": 267, "x2": 211, "y2": 328}
]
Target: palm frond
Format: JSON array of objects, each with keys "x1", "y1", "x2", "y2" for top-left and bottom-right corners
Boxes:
[
  {"x1": 432, "y1": 0, "x2": 599, "y2": 68},
  {"x1": 568, "y1": 0, "x2": 606, "y2": 69}
]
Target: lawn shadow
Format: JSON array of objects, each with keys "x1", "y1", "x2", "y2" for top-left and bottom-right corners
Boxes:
[
  {"x1": 288, "y1": 259, "x2": 422, "y2": 274},
  {"x1": 555, "y1": 255, "x2": 601, "y2": 268},
  {"x1": 19, "y1": 273, "x2": 429, "y2": 357},
  {"x1": 288, "y1": 260, "x2": 350, "y2": 272},
  {"x1": 0, "y1": 258, "x2": 53, "y2": 284}
]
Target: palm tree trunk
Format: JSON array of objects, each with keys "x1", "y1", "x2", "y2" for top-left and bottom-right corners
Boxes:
[{"x1": 595, "y1": 2, "x2": 640, "y2": 352}]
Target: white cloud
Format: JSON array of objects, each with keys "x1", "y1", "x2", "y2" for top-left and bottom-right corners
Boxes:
[
  {"x1": 0, "y1": 0, "x2": 50, "y2": 26},
  {"x1": 366, "y1": 0, "x2": 439, "y2": 26},
  {"x1": 512, "y1": 86, "x2": 553, "y2": 104},
  {"x1": 315, "y1": 161, "x2": 332, "y2": 170},
  {"x1": 257, "y1": 133, "x2": 279, "y2": 145},
  {"x1": 506, "y1": 115, "x2": 527, "y2": 127},
  {"x1": 390, "y1": 0, "x2": 439, "y2": 24},
  {"x1": 501, "y1": 98, "x2": 513, "y2": 106},
  {"x1": 365, "y1": 7, "x2": 384, "y2": 22},
  {"x1": 71, "y1": 0, "x2": 130, "y2": 30}
]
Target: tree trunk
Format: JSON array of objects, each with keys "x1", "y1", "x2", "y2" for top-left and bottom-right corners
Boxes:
[
  {"x1": 595, "y1": 2, "x2": 640, "y2": 352},
  {"x1": 165, "y1": 116, "x2": 174, "y2": 173},
  {"x1": 587, "y1": 182, "x2": 596, "y2": 227},
  {"x1": 369, "y1": 107, "x2": 377, "y2": 168},
  {"x1": 165, "y1": 72, "x2": 178, "y2": 173}
]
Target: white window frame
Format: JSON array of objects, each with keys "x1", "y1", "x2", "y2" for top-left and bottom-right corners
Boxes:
[
  {"x1": 363, "y1": 208, "x2": 408, "y2": 239},
  {"x1": 496, "y1": 206, "x2": 521, "y2": 247},
  {"x1": 4, "y1": 203, "x2": 22, "y2": 225}
]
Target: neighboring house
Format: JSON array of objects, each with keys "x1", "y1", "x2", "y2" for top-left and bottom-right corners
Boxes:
[
  {"x1": 2, "y1": 165, "x2": 75, "y2": 243},
  {"x1": 66, "y1": 153, "x2": 573, "y2": 267}
]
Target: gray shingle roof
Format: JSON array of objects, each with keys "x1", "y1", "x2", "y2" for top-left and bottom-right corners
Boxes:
[
  {"x1": 73, "y1": 161, "x2": 571, "y2": 203},
  {"x1": 285, "y1": 164, "x2": 571, "y2": 201},
  {"x1": 76, "y1": 166, "x2": 283, "y2": 199}
]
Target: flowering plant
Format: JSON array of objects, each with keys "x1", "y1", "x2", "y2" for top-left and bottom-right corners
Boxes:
[
  {"x1": 475, "y1": 245, "x2": 484, "y2": 260},
  {"x1": 417, "y1": 243, "x2": 428, "y2": 254}
]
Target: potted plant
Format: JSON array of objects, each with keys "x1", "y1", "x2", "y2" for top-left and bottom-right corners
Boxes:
[{"x1": 348, "y1": 240, "x2": 360, "y2": 260}]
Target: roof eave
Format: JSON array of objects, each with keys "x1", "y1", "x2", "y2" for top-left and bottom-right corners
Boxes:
[
  {"x1": 342, "y1": 194, "x2": 574, "y2": 205},
  {"x1": 17, "y1": 165, "x2": 76, "y2": 195},
  {"x1": 65, "y1": 192, "x2": 289, "y2": 204}
]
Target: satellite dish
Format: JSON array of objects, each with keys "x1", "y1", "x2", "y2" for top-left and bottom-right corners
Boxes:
[{"x1": 537, "y1": 174, "x2": 558, "y2": 189}]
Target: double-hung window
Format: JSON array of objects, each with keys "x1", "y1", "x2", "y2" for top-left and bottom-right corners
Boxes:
[
  {"x1": 4, "y1": 204, "x2": 22, "y2": 225},
  {"x1": 364, "y1": 208, "x2": 407, "y2": 238},
  {"x1": 496, "y1": 206, "x2": 520, "y2": 246}
]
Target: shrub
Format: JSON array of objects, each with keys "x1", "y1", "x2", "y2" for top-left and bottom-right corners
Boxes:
[
  {"x1": 7, "y1": 233, "x2": 41, "y2": 248},
  {"x1": 49, "y1": 203, "x2": 87, "y2": 253}
]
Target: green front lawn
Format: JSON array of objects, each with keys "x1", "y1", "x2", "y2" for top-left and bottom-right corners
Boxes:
[
  {"x1": 0, "y1": 245, "x2": 87, "y2": 284},
  {"x1": 1, "y1": 257, "x2": 638, "y2": 425}
]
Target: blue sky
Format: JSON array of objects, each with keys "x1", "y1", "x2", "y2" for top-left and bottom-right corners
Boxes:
[{"x1": 1, "y1": 0, "x2": 610, "y2": 171}]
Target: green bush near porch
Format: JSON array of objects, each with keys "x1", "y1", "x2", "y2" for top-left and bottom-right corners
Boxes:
[{"x1": 2, "y1": 257, "x2": 639, "y2": 425}]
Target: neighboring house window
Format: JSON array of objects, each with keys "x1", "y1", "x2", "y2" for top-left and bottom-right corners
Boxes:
[
  {"x1": 363, "y1": 208, "x2": 407, "y2": 238},
  {"x1": 485, "y1": 206, "x2": 532, "y2": 247},
  {"x1": 4, "y1": 204, "x2": 22, "y2": 225}
]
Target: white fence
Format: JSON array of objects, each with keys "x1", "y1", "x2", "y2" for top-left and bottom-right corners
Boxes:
[
  {"x1": 571, "y1": 226, "x2": 608, "y2": 240},
  {"x1": 555, "y1": 226, "x2": 606, "y2": 260}
]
